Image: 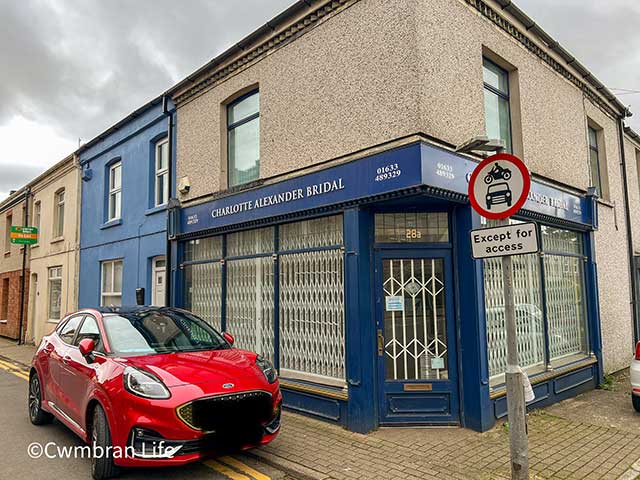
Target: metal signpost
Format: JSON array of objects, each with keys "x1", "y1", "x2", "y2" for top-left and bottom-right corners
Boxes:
[{"x1": 468, "y1": 152, "x2": 536, "y2": 480}]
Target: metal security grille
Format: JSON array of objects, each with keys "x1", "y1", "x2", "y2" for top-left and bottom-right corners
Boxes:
[
  {"x1": 184, "y1": 262, "x2": 222, "y2": 330},
  {"x1": 545, "y1": 255, "x2": 586, "y2": 360},
  {"x1": 279, "y1": 215, "x2": 343, "y2": 250},
  {"x1": 382, "y1": 258, "x2": 448, "y2": 381},
  {"x1": 279, "y1": 248, "x2": 345, "y2": 381},
  {"x1": 226, "y1": 257, "x2": 274, "y2": 361},
  {"x1": 226, "y1": 227, "x2": 274, "y2": 257},
  {"x1": 484, "y1": 254, "x2": 544, "y2": 378}
]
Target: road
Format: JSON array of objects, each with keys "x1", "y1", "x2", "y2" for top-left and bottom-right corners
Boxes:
[{"x1": 0, "y1": 362, "x2": 294, "y2": 480}]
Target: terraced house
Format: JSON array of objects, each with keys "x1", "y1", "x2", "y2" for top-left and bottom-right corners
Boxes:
[{"x1": 164, "y1": 0, "x2": 638, "y2": 433}]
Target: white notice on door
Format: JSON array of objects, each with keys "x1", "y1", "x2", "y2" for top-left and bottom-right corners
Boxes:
[{"x1": 385, "y1": 296, "x2": 404, "y2": 311}]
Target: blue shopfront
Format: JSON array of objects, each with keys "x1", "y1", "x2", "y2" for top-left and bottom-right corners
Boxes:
[{"x1": 170, "y1": 140, "x2": 601, "y2": 433}]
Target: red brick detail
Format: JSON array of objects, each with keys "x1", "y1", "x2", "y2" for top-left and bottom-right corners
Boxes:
[{"x1": 0, "y1": 269, "x2": 29, "y2": 340}]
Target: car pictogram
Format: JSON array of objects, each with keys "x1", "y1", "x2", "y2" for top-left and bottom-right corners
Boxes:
[{"x1": 485, "y1": 182, "x2": 512, "y2": 209}]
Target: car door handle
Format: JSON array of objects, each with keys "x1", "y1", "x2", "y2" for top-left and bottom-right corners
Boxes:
[{"x1": 62, "y1": 355, "x2": 72, "y2": 364}]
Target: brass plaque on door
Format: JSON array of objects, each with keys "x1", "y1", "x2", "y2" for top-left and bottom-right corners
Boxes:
[{"x1": 404, "y1": 383, "x2": 433, "y2": 392}]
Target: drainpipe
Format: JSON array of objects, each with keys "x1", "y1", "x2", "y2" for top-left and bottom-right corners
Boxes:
[
  {"x1": 17, "y1": 186, "x2": 31, "y2": 345},
  {"x1": 162, "y1": 95, "x2": 174, "y2": 307},
  {"x1": 617, "y1": 114, "x2": 638, "y2": 342}
]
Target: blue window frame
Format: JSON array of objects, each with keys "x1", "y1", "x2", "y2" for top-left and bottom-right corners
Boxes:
[
  {"x1": 227, "y1": 90, "x2": 260, "y2": 188},
  {"x1": 483, "y1": 58, "x2": 512, "y2": 153}
]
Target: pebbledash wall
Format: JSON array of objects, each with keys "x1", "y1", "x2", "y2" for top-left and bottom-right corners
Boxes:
[
  {"x1": 0, "y1": 188, "x2": 30, "y2": 340},
  {"x1": 78, "y1": 97, "x2": 175, "y2": 309},
  {"x1": 165, "y1": 0, "x2": 632, "y2": 433}
]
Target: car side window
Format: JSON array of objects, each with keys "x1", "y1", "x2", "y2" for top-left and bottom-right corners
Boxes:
[
  {"x1": 74, "y1": 316, "x2": 103, "y2": 352},
  {"x1": 58, "y1": 316, "x2": 83, "y2": 344}
]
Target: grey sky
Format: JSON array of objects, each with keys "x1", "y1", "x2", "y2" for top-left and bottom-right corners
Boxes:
[{"x1": 0, "y1": 0, "x2": 638, "y2": 200}]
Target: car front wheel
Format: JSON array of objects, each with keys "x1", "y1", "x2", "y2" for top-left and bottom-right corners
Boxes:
[
  {"x1": 28, "y1": 373, "x2": 53, "y2": 425},
  {"x1": 633, "y1": 395, "x2": 640, "y2": 413},
  {"x1": 91, "y1": 405, "x2": 119, "y2": 480}
]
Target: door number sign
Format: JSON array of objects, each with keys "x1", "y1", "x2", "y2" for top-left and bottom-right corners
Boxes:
[{"x1": 468, "y1": 153, "x2": 530, "y2": 220}]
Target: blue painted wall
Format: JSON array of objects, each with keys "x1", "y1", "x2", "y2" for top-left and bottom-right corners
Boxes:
[{"x1": 78, "y1": 99, "x2": 175, "y2": 307}]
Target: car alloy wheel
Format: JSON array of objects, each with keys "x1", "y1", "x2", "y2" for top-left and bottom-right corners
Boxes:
[{"x1": 28, "y1": 373, "x2": 52, "y2": 425}]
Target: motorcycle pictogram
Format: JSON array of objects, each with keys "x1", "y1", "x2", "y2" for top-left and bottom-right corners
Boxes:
[{"x1": 483, "y1": 162, "x2": 512, "y2": 184}]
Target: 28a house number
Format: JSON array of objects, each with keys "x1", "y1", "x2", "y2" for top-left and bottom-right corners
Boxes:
[{"x1": 405, "y1": 228, "x2": 422, "y2": 239}]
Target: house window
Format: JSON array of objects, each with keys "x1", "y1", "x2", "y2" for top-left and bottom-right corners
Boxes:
[
  {"x1": 48, "y1": 266, "x2": 63, "y2": 321},
  {"x1": 108, "y1": 162, "x2": 122, "y2": 221},
  {"x1": 483, "y1": 58, "x2": 512, "y2": 152},
  {"x1": 228, "y1": 90, "x2": 260, "y2": 187},
  {"x1": 5, "y1": 213, "x2": 12, "y2": 252},
  {"x1": 588, "y1": 126, "x2": 603, "y2": 196},
  {"x1": 33, "y1": 201, "x2": 41, "y2": 244},
  {"x1": 0, "y1": 278, "x2": 8, "y2": 320},
  {"x1": 155, "y1": 139, "x2": 169, "y2": 206},
  {"x1": 53, "y1": 189, "x2": 65, "y2": 237},
  {"x1": 101, "y1": 259, "x2": 123, "y2": 306}
]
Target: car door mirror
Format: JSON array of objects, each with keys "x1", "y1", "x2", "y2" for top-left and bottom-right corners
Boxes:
[
  {"x1": 78, "y1": 338, "x2": 96, "y2": 360},
  {"x1": 223, "y1": 332, "x2": 235, "y2": 346}
]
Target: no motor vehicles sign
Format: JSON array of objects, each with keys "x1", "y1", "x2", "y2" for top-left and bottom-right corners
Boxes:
[{"x1": 470, "y1": 222, "x2": 539, "y2": 259}]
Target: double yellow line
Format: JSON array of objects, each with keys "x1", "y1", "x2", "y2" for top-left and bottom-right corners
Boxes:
[
  {"x1": 0, "y1": 358, "x2": 271, "y2": 480},
  {"x1": 0, "y1": 359, "x2": 29, "y2": 380}
]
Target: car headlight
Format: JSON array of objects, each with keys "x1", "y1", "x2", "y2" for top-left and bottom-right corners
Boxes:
[
  {"x1": 124, "y1": 366, "x2": 171, "y2": 399},
  {"x1": 256, "y1": 355, "x2": 278, "y2": 384}
]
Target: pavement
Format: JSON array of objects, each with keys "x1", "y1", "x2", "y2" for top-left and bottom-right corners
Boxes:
[{"x1": 2, "y1": 336, "x2": 640, "y2": 480}]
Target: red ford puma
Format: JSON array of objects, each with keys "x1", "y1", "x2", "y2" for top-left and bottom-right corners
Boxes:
[{"x1": 29, "y1": 306, "x2": 282, "y2": 480}]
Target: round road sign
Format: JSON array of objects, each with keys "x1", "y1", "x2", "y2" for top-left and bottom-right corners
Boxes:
[{"x1": 468, "y1": 153, "x2": 530, "y2": 220}]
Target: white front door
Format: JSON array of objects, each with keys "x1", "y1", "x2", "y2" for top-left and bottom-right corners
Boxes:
[{"x1": 152, "y1": 257, "x2": 166, "y2": 307}]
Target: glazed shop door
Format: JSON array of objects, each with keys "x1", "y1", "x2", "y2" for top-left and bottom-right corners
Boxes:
[{"x1": 376, "y1": 251, "x2": 459, "y2": 424}]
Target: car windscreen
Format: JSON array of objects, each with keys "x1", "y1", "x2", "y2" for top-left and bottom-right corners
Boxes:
[{"x1": 102, "y1": 310, "x2": 229, "y2": 355}]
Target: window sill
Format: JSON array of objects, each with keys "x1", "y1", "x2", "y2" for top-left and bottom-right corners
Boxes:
[
  {"x1": 0, "y1": 320, "x2": 7, "y2": 324},
  {"x1": 100, "y1": 219, "x2": 122, "y2": 230},
  {"x1": 279, "y1": 368, "x2": 347, "y2": 389},
  {"x1": 50, "y1": 237, "x2": 64, "y2": 244},
  {"x1": 3, "y1": 251, "x2": 9, "y2": 257},
  {"x1": 31, "y1": 243, "x2": 39, "y2": 249},
  {"x1": 145, "y1": 205, "x2": 167, "y2": 216},
  {"x1": 279, "y1": 378, "x2": 349, "y2": 401},
  {"x1": 47, "y1": 319, "x2": 60, "y2": 324},
  {"x1": 597, "y1": 198, "x2": 614, "y2": 209}
]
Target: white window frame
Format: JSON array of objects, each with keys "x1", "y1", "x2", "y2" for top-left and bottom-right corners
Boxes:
[
  {"x1": 101, "y1": 259, "x2": 123, "y2": 306},
  {"x1": 155, "y1": 139, "x2": 169, "y2": 207},
  {"x1": 33, "y1": 201, "x2": 41, "y2": 245},
  {"x1": 53, "y1": 189, "x2": 65, "y2": 238},
  {"x1": 108, "y1": 162, "x2": 122, "y2": 221},
  {"x1": 48, "y1": 266, "x2": 63, "y2": 322},
  {"x1": 4, "y1": 213, "x2": 12, "y2": 253}
]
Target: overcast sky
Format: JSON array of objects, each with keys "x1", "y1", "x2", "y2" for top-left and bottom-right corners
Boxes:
[{"x1": 0, "y1": 0, "x2": 638, "y2": 200}]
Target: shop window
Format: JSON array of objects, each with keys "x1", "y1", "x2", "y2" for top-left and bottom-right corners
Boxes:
[
  {"x1": 101, "y1": 259, "x2": 123, "y2": 306},
  {"x1": 227, "y1": 90, "x2": 260, "y2": 187},
  {"x1": 226, "y1": 227, "x2": 273, "y2": 257},
  {"x1": 48, "y1": 266, "x2": 63, "y2": 321},
  {"x1": 183, "y1": 262, "x2": 222, "y2": 330},
  {"x1": 53, "y1": 189, "x2": 65, "y2": 237},
  {"x1": 184, "y1": 237, "x2": 222, "y2": 262},
  {"x1": 0, "y1": 278, "x2": 8, "y2": 320},
  {"x1": 483, "y1": 58, "x2": 512, "y2": 153},
  {"x1": 375, "y1": 212, "x2": 449, "y2": 243},
  {"x1": 279, "y1": 215, "x2": 343, "y2": 251},
  {"x1": 541, "y1": 227, "x2": 588, "y2": 363},
  {"x1": 279, "y1": 216, "x2": 345, "y2": 384},
  {"x1": 483, "y1": 223, "x2": 589, "y2": 385}
]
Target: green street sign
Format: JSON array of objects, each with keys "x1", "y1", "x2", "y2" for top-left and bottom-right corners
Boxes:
[{"x1": 10, "y1": 226, "x2": 38, "y2": 245}]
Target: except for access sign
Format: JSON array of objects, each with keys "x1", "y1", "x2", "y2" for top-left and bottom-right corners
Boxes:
[
  {"x1": 468, "y1": 153, "x2": 531, "y2": 220},
  {"x1": 470, "y1": 222, "x2": 539, "y2": 259},
  {"x1": 10, "y1": 226, "x2": 38, "y2": 245}
]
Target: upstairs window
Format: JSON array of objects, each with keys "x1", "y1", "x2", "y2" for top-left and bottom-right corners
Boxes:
[
  {"x1": 588, "y1": 126, "x2": 603, "y2": 197},
  {"x1": 228, "y1": 90, "x2": 260, "y2": 187},
  {"x1": 33, "y1": 201, "x2": 41, "y2": 245},
  {"x1": 483, "y1": 58, "x2": 512, "y2": 152},
  {"x1": 4, "y1": 213, "x2": 11, "y2": 252},
  {"x1": 54, "y1": 189, "x2": 65, "y2": 238},
  {"x1": 108, "y1": 161, "x2": 122, "y2": 221},
  {"x1": 155, "y1": 138, "x2": 169, "y2": 206}
]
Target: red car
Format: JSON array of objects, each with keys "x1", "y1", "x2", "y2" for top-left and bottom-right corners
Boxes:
[{"x1": 28, "y1": 307, "x2": 282, "y2": 480}]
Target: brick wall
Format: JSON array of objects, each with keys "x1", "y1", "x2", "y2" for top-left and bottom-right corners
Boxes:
[{"x1": 0, "y1": 269, "x2": 29, "y2": 340}]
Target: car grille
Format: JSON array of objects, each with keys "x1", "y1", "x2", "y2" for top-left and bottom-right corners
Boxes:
[{"x1": 177, "y1": 390, "x2": 273, "y2": 440}]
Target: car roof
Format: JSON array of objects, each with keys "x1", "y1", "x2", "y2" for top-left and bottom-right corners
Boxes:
[{"x1": 94, "y1": 306, "x2": 184, "y2": 316}]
